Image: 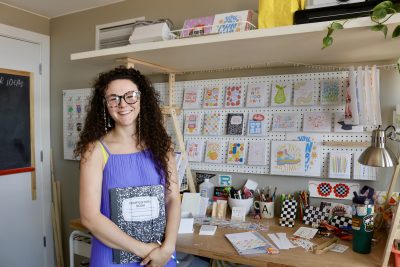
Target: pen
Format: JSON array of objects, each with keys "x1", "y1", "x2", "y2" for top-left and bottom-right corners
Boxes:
[{"x1": 156, "y1": 241, "x2": 180, "y2": 264}]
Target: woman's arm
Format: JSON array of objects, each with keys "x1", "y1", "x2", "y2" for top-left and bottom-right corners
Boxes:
[{"x1": 79, "y1": 142, "x2": 158, "y2": 258}]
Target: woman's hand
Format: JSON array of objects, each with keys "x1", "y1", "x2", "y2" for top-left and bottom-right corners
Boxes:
[{"x1": 140, "y1": 245, "x2": 174, "y2": 267}]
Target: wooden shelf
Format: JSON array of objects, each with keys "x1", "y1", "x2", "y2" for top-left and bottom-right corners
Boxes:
[{"x1": 71, "y1": 14, "x2": 400, "y2": 74}]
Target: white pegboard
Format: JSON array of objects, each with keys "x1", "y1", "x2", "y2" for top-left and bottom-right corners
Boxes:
[{"x1": 154, "y1": 71, "x2": 376, "y2": 177}]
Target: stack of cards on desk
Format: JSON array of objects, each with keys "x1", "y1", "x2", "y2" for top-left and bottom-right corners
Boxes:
[
  {"x1": 199, "y1": 225, "x2": 217, "y2": 235},
  {"x1": 225, "y1": 232, "x2": 279, "y2": 255}
]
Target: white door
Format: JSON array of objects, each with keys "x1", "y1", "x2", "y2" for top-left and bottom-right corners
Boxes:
[{"x1": 0, "y1": 25, "x2": 52, "y2": 267}]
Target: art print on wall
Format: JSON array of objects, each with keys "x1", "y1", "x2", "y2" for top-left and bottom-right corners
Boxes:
[
  {"x1": 184, "y1": 113, "x2": 201, "y2": 135},
  {"x1": 203, "y1": 112, "x2": 222, "y2": 135},
  {"x1": 329, "y1": 152, "x2": 352, "y2": 179},
  {"x1": 203, "y1": 86, "x2": 221, "y2": 108},
  {"x1": 293, "y1": 80, "x2": 316, "y2": 106},
  {"x1": 186, "y1": 140, "x2": 205, "y2": 162},
  {"x1": 303, "y1": 112, "x2": 332, "y2": 132},
  {"x1": 320, "y1": 79, "x2": 341, "y2": 105},
  {"x1": 246, "y1": 83, "x2": 269, "y2": 107},
  {"x1": 226, "y1": 113, "x2": 244, "y2": 135},
  {"x1": 271, "y1": 81, "x2": 292, "y2": 106},
  {"x1": 204, "y1": 141, "x2": 224, "y2": 163},
  {"x1": 224, "y1": 85, "x2": 244, "y2": 108},
  {"x1": 247, "y1": 112, "x2": 267, "y2": 136},
  {"x1": 270, "y1": 141, "x2": 306, "y2": 176},
  {"x1": 227, "y1": 142, "x2": 247, "y2": 165},
  {"x1": 247, "y1": 141, "x2": 268, "y2": 165},
  {"x1": 334, "y1": 113, "x2": 364, "y2": 133},
  {"x1": 309, "y1": 180, "x2": 359, "y2": 200},
  {"x1": 182, "y1": 87, "x2": 202, "y2": 109},
  {"x1": 353, "y1": 151, "x2": 377, "y2": 180},
  {"x1": 272, "y1": 113, "x2": 299, "y2": 132}
]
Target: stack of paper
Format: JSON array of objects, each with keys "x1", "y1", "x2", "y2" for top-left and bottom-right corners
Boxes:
[{"x1": 225, "y1": 232, "x2": 278, "y2": 255}]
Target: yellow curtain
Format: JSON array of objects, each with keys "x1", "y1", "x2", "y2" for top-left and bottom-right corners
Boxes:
[{"x1": 258, "y1": 0, "x2": 306, "y2": 29}]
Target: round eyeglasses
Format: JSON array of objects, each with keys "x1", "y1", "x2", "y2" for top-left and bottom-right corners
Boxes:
[{"x1": 104, "y1": 90, "x2": 141, "y2": 107}]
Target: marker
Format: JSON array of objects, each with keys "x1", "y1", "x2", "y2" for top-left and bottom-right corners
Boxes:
[{"x1": 156, "y1": 241, "x2": 180, "y2": 264}]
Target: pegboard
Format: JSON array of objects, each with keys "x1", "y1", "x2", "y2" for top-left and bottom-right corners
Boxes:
[{"x1": 154, "y1": 71, "x2": 376, "y2": 179}]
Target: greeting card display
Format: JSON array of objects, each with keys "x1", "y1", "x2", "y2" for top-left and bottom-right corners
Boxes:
[
  {"x1": 329, "y1": 152, "x2": 352, "y2": 179},
  {"x1": 186, "y1": 140, "x2": 205, "y2": 162},
  {"x1": 203, "y1": 86, "x2": 221, "y2": 108},
  {"x1": 224, "y1": 85, "x2": 244, "y2": 108},
  {"x1": 247, "y1": 112, "x2": 267, "y2": 136},
  {"x1": 203, "y1": 112, "x2": 222, "y2": 135},
  {"x1": 227, "y1": 142, "x2": 246, "y2": 165},
  {"x1": 303, "y1": 112, "x2": 332, "y2": 132},
  {"x1": 180, "y1": 16, "x2": 215, "y2": 38},
  {"x1": 353, "y1": 152, "x2": 377, "y2": 180},
  {"x1": 184, "y1": 114, "x2": 201, "y2": 135},
  {"x1": 204, "y1": 141, "x2": 224, "y2": 163},
  {"x1": 293, "y1": 80, "x2": 316, "y2": 106},
  {"x1": 226, "y1": 113, "x2": 244, "y2": 135},
  {"x1": 320, "y1": 79, "x2": 341, "y2": 105},
  {"x1": 272, "y1": 113, "x2": 299, "y2": 132},
  {"x1": 246, "y1": 83, "x2": 269, "y2": 107},
  {"x1": 182, "y1": 87, "x2": 202, "y2": 109},
  {"x1": 247, "y1": 141, "x2": 268, "y2": 165},
  {"x1": 271, "y1": 81, "x2": 292, "y2": 106},
  {"x1": 270, "y1": 141, "x2": 306, "y2": 176}
]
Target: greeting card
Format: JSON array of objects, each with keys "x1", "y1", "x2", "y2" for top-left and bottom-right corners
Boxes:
[
  {"x1": 184, "y1": 114, "x2": 201, "y2": 135},
  {"x1": 329, "y1": 152, "x2": 352, "y2": 179},
  {"x1": 320, "y1": 79, "x2": 341, "y2": 105},
  {"x1": 334, "y1": 113, "x2": 363, "y2": 133},
  {"x1": 270, "y1": 141, "x2": 306, "y2": 176},
  {"x1": 247, "y1": 112, "x2": 267, "y2": 136},
  {"x1": 203, "y1": 86, "x2": 221, "y2": 108},
  {"x1": 227, "y1": 142, "x2": 247, "y2": 165},
  {"x1": 293, "y1": 80, "x2": 316, "y2": 106},
  {"x1": 271, "y1": 81, "x2": 292, "y2": 106},
  {"x1": 180, "y1": 16, "x2": 215, "y2": 38},
  {"x1": 303, "y1": 112, "x2": 332, "y2": 132},
  {"x1": 204, "y1": 141, "x2": 224, "y2": 163},
  {"x1": 226, "y1": 113, "x2": 244, "y2": 135},
  {"x1": 353, "y1": 151, "x2": 377, "y2": 180},
  {"x1": 272, "y1": 113, "x2": 299, "y2": 132},
  {"x1": 224, "y1": 85, "x2": 244, "y2": 108},
  {"x1": 246, "y1": 83, "x2": 269, "y2": 107},
  {"x1": 203, "y1": 112, "x2": 222, "y2": 135},
  {"x1": 182, "y1": 87, "x2": 202, "y2": 109},
  {"x1": 186, "y1": 140, "x2": 205, "y2": 162},
  {"x1": 247, "y1": 141, "x2": 268, "y2": 165}
]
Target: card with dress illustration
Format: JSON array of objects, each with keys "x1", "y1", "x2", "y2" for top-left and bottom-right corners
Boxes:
[
  {"x1": 184, "y1": 113, "x2": 201, "y2": 135},
  {"x1": 247, "y1": 141, "x2": 268, "y2": 165},
  {"x1": 203, "y1": 86, "x2": 221, "y2": 108},
  {"x1": 334, "y1": 113, "x2": 364, "y2": 133},
  {"x1": 186, "y1": 140, "x2": 205, "y2": 162},
  {"x1": 182, "y1": 87, "x2": 202, "y2": 109},
  {"x1": 246, "y1": 83, "x2": 269, "y2": 107},
  {"x1": 352, "y1": 151, "x2": 377, "y2": 180},
  {"x1": 224, "y1": 85, "x2": 244, "y2": 108},
  {"x1": 204, "y1": 141, "x2": 224, "y2": 163},
  {"x1": 180, "y1": 16, "x2": 215, "y2": 38},
  {"x1": 329, "y1": 152, "x2": 352, "y2": 179},
  {"x1": 320, "y1": 79, "x2": 342, "y2": 105},
  {"x1": 293, "y1": 80, "x2": 316, "y2": 106},
  {"x1": 203, "y1": 112, "x2": 222, "y2": 135},
  {"x1": 247, "y1": 112, "x2": 268, "y2": 136},
  {"x1": 226, "y1": 113, "x2": 244, "y2": 135},
  {"x1": 227, "y1": 142, "x2": 247, "y2": 165},
  {"x1": 270, "y1": 141, "x2": 306, "y2": 176},
  {"x1": 270, "y1": 81, "x2": 292, "y2": 106},
  {"x1": 303, "y1": 112, "x2": 332, "y2": 132},
  {"x1": 271, "y1": 113, "x2": 299, "y2": 132}
]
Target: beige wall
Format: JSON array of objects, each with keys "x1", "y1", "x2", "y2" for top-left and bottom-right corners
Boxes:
[
  {"x1": 0, "y1": 3, "x2": 49, "y2": 35},
  {"x1": 49, "y1": 1, "x2": 400, "y2": 265}
]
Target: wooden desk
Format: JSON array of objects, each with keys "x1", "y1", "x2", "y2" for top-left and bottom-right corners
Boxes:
[{"x1": 69, "y1": 218, "x2": 387, "y2": 267}]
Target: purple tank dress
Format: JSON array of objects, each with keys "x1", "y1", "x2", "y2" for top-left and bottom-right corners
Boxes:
[{"x1": 89, "y1": 141, "x2": 176, "y2": 267}]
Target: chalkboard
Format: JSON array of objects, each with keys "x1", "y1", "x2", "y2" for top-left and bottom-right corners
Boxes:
[{"x1": 0, "y1": 68, "x2": 34, "y2": 174}]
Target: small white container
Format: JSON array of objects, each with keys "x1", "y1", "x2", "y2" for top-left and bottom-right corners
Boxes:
[
  {"x1": 228, "y1": 197, "x2": 254, "y2": 215},
  {"x1": 199, "y1": 179, "x2": 214, "y2": 199}
]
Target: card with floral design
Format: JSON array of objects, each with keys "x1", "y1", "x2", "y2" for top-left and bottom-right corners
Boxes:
[{"x1": 224, "y1": 85, "x2": 244, "y2": 108}]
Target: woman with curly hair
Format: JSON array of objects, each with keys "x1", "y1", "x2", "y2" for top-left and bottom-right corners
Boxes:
[{"x1": 75, "y1": 66, "x2": 180, "y2": 267}]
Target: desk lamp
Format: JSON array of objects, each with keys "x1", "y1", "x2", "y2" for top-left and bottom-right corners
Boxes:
[{"x1": 358, "y1": 125, "x2": 400, "y2": 266}]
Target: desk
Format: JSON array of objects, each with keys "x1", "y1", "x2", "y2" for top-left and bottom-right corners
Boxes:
[{"x1": 69, "y1": 218, "x2": 387, "y2": 267}]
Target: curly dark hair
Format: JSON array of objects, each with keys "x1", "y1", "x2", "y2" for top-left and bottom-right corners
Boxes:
[{"x1": 74, "y1": 66, "x2": 173, "y2": 188}]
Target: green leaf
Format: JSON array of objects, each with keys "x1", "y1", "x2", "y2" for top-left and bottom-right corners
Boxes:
[
  {"x1": 331, "y1": 22, "x2": 344, "y2": 30},
  {"x1": 327, "y1": 27, "x2": 334, "y2": 37},
  {"x1": 372, "y1": 1, "x2": 394, "y2": 11},
  {"x1": 393, "y1": 25, "x2": 400, "y2": 38},
  {"x1": 322, "y1": 36, "x2": 333, "y2": 49},
  {"x1": 372, "y1": 8, "x2": 387, "y2": 20},
  {"x1": 371, "y1": 24, "x2": 388, "y2": 38}
]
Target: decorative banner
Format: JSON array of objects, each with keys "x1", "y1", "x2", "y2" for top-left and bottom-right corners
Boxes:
[{"x1": 309, "y1": 180, "x2": 359, "y2": 200}]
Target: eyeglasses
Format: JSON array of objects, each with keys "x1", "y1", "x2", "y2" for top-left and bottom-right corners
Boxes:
[{"x1": 104, "y1": 90, "x2": 141, "y2": 107}]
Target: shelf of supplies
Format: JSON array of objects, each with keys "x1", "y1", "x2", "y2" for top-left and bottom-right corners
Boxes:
[{"x1": 71, "y1": 14, "x2": 400, "y2": 74}]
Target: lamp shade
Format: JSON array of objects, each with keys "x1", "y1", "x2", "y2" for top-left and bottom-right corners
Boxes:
[{"x1": 358, "y1": 128, "x2": 398, "y2": 167}]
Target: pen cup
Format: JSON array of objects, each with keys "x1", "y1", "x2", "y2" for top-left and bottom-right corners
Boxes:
[
  {"x1": 228, "y1": 197, "x2": 254, "y2": 216},
  {"x1": 254, "y1": 201, "x2": 274, "y2": 219}
]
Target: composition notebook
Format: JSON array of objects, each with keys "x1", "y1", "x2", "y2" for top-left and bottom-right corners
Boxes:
[{"x1": 109, "y1": 184, "x2": 166, "y2": 264}]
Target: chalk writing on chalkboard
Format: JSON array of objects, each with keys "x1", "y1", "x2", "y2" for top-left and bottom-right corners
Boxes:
[{"x1": 0, "y1": 68, "x2": 34, "y2": 175}]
